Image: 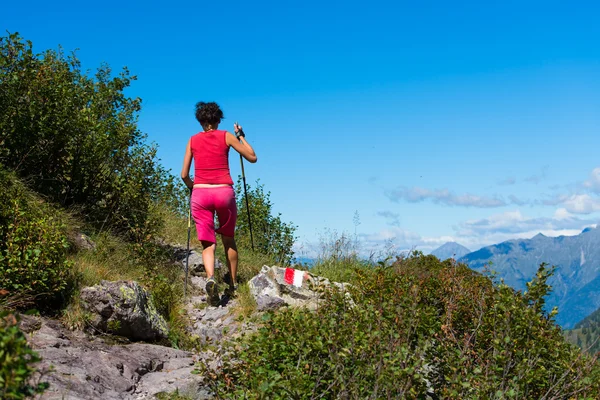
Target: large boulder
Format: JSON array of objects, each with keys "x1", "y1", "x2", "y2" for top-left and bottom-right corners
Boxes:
[
  {"x1": 27, "y1": 317, "x2": 213, "y2": 400},
  {"x1": 248, "y1": 265, "x2": 351, "y2": 311},
  {"x1": 80, "y1": 280, "x2": 168, "y2": 341}
]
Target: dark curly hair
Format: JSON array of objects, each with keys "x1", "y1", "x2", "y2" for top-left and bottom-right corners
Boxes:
[{"x1": 195, "y1": 101, "x2": 224, "y2": 127}]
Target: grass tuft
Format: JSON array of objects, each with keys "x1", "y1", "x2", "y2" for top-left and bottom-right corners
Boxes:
[{"x1": 230, "y1": 283, "x2": 257, "y2": 320}]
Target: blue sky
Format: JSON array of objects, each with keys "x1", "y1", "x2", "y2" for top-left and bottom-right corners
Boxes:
[{"x1": 3, "y1": 1, "x2": 600, "y2": 257}]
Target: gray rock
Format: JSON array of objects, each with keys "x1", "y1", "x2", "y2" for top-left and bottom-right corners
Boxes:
[
  {"x1": 179, "y1": 250, "x2": 223, "y2": 276},
  {"x1": 184, "y1": 250, "x2": 205, "y2": 276},
  {"x1": 256, "y1": 295, "x2": 286, "y2": 311},
  {"x1": 18, "y1": 314, "x2": 43, "y2": 333},
  {"x1": 28, "y1": 318, "x2": 213, "y2": 400},
  {"x1": 80, "y1": 280, "x2": 168, "y2": 341},
  {"x1": 203, "y1": 307, "x2": 229, "y2": 322},
  {"x1": 248, "y1": 265, "x2": 350, "y2": 311},
  {"x1": 71, "y1": 232, "x2": 96, "y2": 251}
]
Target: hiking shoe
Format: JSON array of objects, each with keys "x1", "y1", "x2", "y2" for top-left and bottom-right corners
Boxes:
[
  {"x1": 205, "y1": 278, "x2": 220, "y2": 306},
  {"x1": 224, "y1": 284, "x2": 238, "y2": 298}
]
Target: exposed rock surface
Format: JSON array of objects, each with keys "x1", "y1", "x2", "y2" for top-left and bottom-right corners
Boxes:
[
  {"x1": 80, "y1": 281, "x2": 168, "y2": 341},
  {"x1": 248, "y1": 265, "x2": 351, "y2": 311},
  {"x1": 183, "y1": 276, "x2": 258, "y2": 346},
  {"x1": 174, "y1": 249, "x2": 223, "y2": 276},
  {"x1": 26, "y1": 265, "x2": 347, "y2": 399},
  {"x1": 26, "y1": 317, "x2": 213, "y2": 399},
  {"x1": 71, "y1": 232, "x2": 96, "y2": 251}
]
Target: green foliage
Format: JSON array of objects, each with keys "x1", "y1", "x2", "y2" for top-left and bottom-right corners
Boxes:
[
  {"x1": 0, "y1": 32, "x2": 189, "y2": 347},
  {"x1": 115, "y1": 233, "x2": 191, "y2": 348},
  {"x1": 61, "y1": 224, "x2": 194, "y2": 348},
  {"x1": 234, "y1": 178, "x2": 296, "y2": 266},
  {"x1": 200, "y1": 253, "x2": 600, "y2": 399},
  {"x1": 566, "y1": 305, "x2": 600, "y2": 355},
  {"x1": 0, "y1": 313, "x2": 48, "y2": 399},
  {"x1": 0, "y1": 32, "x2": 185, "y2": 238},
  {"x1": 0, "y1": 167, "x2": 74, "y2": 306},
  {"x1": 155, "y1": 390, "x2": 193, "y2": 400}
]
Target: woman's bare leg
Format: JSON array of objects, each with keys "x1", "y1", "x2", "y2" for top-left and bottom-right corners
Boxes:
[
  {"x1": 221, "y1": 235, "x2": 238, "y2": 287},
  {"x1": 201, "y1": 240, "x2": 216, "y2": 279}
]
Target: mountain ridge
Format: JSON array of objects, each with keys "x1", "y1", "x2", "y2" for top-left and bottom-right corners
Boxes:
[
  {"x1": 459, "y1": 226, "x2": 600, "y2": 328},
  {"x1": 431, "y1": 242, "x2": 471, "y2": 261}
]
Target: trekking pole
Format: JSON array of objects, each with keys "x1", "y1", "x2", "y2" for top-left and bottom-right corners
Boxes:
[
  {"x1": 184, "y1": 189, "x2": 192, "y2": 298},
  {"x1": 236, "y1": 122, "x2": 255, "y2": 251}
]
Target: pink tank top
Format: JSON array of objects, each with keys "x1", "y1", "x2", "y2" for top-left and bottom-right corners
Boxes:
[{"x1": 191, "y1": 130, "x2": 234, "y2": 185}]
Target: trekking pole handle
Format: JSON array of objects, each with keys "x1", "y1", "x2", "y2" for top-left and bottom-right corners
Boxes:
[{"x1": 234, "y1": 121, "x2": 245, "y2": 139}]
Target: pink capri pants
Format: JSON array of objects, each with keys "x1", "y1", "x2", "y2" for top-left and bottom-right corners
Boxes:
[{"x1": 191, "y1": 186, "x2": 237, "y2": 243}]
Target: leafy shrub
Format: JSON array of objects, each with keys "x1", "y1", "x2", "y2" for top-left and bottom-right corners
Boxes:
[
  {"x1": 0, "y1": 312, "x2": 48, "y2": 399},
  {"x1": 0, "y1": 33, "x2": 185, "y2": 238},
  {"x1": 234, "y1": 178, "x2": 296, "y2": 266},
  {"x1": 0, "y1": 168, "x2": 73, "y2": 306},
  {"x1": 200, "y1": 253, "x2": 600, "y2": 399}
]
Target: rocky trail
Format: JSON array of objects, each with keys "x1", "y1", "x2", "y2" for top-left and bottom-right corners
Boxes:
[
  {"x1": 21, "y1": 251, "x2": 340, "y2": 400},
  {"x1": 24, "y1": 276, "x2": 235, "y2": 399}
]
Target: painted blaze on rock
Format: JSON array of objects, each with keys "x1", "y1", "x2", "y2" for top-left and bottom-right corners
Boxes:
[
  {"x1": 249, "y1": 265, "x2": 350, "y2": 311},
  {"x1": 80, "y1": 280, "x2": 168, "y2": 341}
]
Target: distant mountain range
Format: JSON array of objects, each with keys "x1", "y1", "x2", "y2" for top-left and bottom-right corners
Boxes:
[
  {"x1": 431, "y1": 242, "x2": 471, "y2": 261},
  {"x1": 457, "y1": 227, "x2": 600, "y2": 328}
]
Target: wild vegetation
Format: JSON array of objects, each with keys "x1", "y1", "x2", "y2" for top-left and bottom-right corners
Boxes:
[
  {"x1": 566, "y1": 306, "x2": 600, "y2": 355},
  {"x1": 0, "y1": 32, "x2": 291, "y2": 398},
  {"x1": 0, "y1": 168, "x2": 74, "y2": 308},
  {"x1": 0, "y1": 311, "x2": 48, "y2": 399},
  {"x1": 234, "y1": 177, "x2": 297, "y2": 266},
  {"x1": 1, "y1": 32, "x2": 599, "y2": 399},
  {"x1": 200, "y1": 240, "x2": 600, "y2": 399}
]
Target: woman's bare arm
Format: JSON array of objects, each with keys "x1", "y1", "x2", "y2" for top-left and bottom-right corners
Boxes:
[
  {"x1": 180, "y1": 139, "x2": 194, "y2": 188},
  {"x1": 226, "y1": 131, "x2": 257, "y2": 163}
]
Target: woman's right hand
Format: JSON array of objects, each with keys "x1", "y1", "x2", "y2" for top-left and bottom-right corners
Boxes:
[
  {"x1": 234, "y1": 122, "x2": 245, "y2": 138},
  {"x1": 226, "y1": 128, "x2": 257, "y2": 163}
]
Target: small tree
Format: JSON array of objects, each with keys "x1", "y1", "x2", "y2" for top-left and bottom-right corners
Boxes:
[{"x1": 234, "y1": 178, "x2": 296, "y2": 265}]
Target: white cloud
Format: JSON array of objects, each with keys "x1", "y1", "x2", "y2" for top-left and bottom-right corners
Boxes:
[
  {"x1": 455, "y1": 209, "x2": 596, "y2": 237},
  {"x1": 561, "y1": 194, "x2": 600, "y2": 214},
  {"x1": 359, "y1": 228, "x2": 422, "y2": 249},
  {"x1": 376, "y1": 211, "x2": 401, "y2": 227},
  {"x1": 583, "y1": 167, "x2": 600, "y2": 193},
  {"x1": 538, "y1": 167, "x2": 600, "y2": 214},
  {"x1": 498, "y1": 177, "x2": 516, "y2": 185},
  {"x1": 385, "y1": 186, "x2": 514, "y2": 208},
  {"x1": 295, "y1": 208, "x2": 598, "y2": 260},
  {"x1": 508, "y1": 194, "x2": 527, "y2": 206},
  {"x1": 553, "y1": 208, "x2": 573, "y2": 220},
  {"x1": 524, "y1": 165, "x2": 549, "y2": 184}
]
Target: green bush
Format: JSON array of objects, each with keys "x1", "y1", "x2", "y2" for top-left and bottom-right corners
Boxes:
[
  {"x1": 0, "y1": 168, "x2": 73, "y2": 305},
  {"x1": 0, "y1": 312, "x2": 48, "y2": 399},
  {"x1": 234, "y1": 178, "x2": 296, "y2": 266},
  {"x1": 200, "y1": 253, "x2": 600, "y2": 399},
  {"x1": 0, "y1": 32, "x2": 185, "y2": 239}
]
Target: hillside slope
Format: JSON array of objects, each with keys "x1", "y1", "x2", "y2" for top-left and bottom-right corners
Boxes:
[
  {"x1": 565, "y1": 306, "x2": 600, "y2": 355},
  {"x1": 459, "y1": 227, "x2": 600, "y2": 328}
]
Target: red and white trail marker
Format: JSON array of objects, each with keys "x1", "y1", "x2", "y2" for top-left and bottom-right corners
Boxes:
[{"x1": 284, "y1": 268, "x2": 306, "y2": 287}]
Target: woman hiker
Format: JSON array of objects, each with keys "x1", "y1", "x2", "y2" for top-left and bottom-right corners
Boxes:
[{"x1": 181, "y1": 102, "x2": 257, "y2": 306}]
